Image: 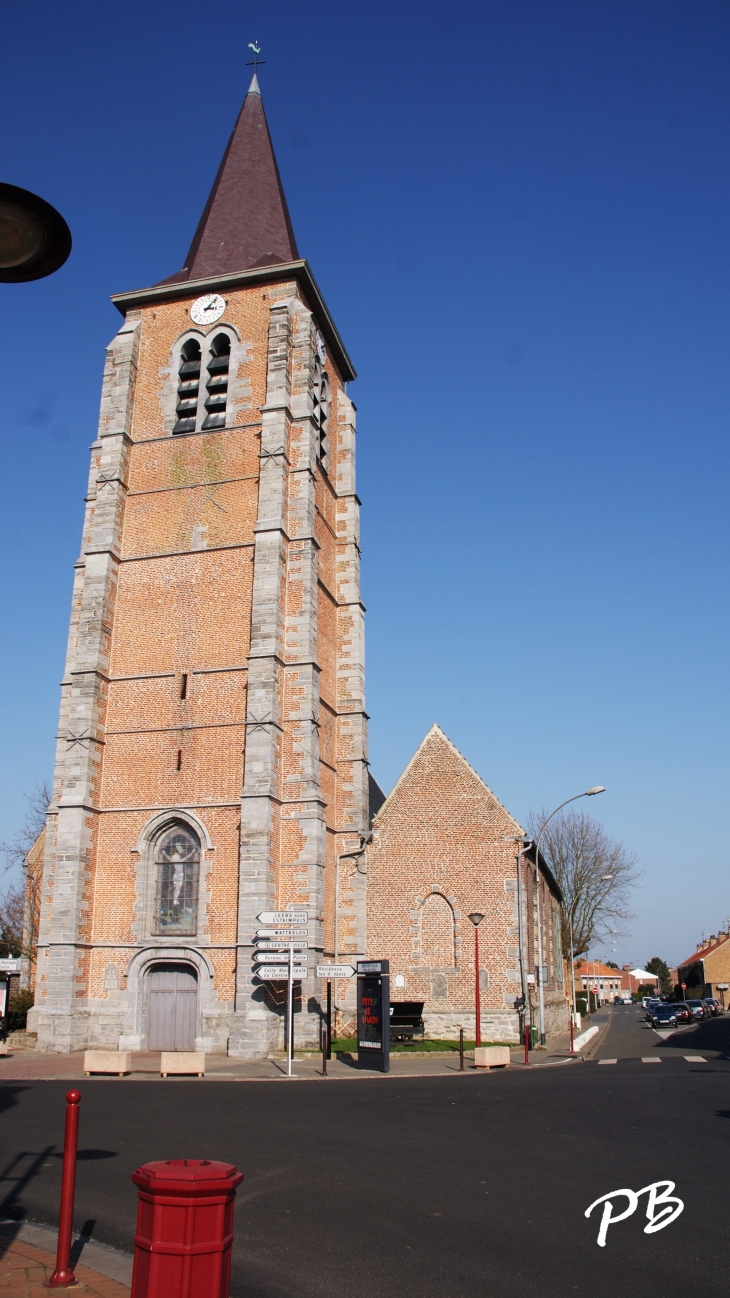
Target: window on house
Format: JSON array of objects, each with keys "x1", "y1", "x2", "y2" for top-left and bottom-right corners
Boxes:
[
  {"x1": 153, "y1": 825, "x2": 200, "y2": 935},
  {"x1": 313, "y1": 359, "x2": 330, "y2": 468},
  {"x1": 202, "y1": 333, "x2": 230, "y2": 430},
  {"x1": 174, "y1": 340, "x2": 201, "y2": 434}
]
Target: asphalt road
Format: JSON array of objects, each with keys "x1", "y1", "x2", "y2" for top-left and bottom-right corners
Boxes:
[{"x1": 2, "y1": 1008, "x2": 730, "y2": 1298}]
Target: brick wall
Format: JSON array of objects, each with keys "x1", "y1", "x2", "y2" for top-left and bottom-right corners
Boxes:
[{"x1": 362, "y1": 726, "x2": 569, "y2": 1045}]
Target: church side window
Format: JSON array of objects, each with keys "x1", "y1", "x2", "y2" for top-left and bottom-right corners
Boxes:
[
  {"x1": 202, "y1": 333, "x2": 230, "y2": 430},
  {"x1": 420, "y1": 894, "x2": 455, "y2": 968},
  {"x1": 174, "y1": 339, "x2": 201, "y2": 434},
  {"x1": 313, "y1": 359, "x2": 329, "y2": 468},
  {"x1": 152, "y1": 825, "x2": 200, "y2": 935}
]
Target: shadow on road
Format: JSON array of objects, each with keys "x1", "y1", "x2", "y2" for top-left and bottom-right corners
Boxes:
[{"x1": 659, "y1": 1016, "x2": 730, "y2": 1054}]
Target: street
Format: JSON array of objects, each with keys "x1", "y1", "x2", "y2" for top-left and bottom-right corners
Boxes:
[{"x1": 1, "y1": 1007, "x2": 729, "y2": 1298}]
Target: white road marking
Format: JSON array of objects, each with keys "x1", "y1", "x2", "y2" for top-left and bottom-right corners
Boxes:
[
  {"x1": 684, "y1": 1056, "x2": 706, "y2": 1063},
  {"x1": 641, "y1": 1057, "x2": 661, "y2": 1063},
  {"x1": 598, "y1": 1058, "x2": 617, "y2": 1065}
]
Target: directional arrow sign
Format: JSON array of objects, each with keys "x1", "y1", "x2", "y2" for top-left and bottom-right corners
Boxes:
[
  {"x1": 0, "y1": 959, "x2": 21, "y2": 974},
  {"x1": 256, "y1": 928, "x2": 308, "y2": 939},
  {"x1": 316, "y1": 964, "x2": 356, "y2": 979},
  {"x1": 253, "y1": 952, "x2": 292, "y2": 964},
  {"x1": 257, "y1": 911, "x2": 308, "y2": 925},
  {"x1": 254, "y1": 940, "x2": 308, "y2": 951},
  {"x1": 256, "y1": 966, "x2": 309, "y2": 981}
]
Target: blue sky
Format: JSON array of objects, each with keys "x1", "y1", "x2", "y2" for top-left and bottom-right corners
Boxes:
[{"x1": 1, "y1": 1, "x2": 729, "y2": 967}]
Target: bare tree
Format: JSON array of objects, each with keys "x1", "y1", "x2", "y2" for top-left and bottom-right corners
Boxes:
[
  {"x1": 0, "y1": 782, "x2": 51, "y2": 876},
  {"x1": 526, "y1": 808, "x2": 640, "y2": 960},
  {"x1": 0, "y1": 782, "x2": 50, "y2": 974}
]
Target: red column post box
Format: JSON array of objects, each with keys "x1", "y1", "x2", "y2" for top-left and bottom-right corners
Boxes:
[{"x1": 131, "y1": 1159, "x2": 243, "y2": 1298}]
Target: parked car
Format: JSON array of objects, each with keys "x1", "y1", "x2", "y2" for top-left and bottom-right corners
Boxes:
[
  {"x1": 703, "y1": 997, "x2": 722, "y2": 1016},
  {"x1": 673, "y1": 1002, "x2": 693, "y2": 1025},
  {"x1": 650, "y1": 1005, "x2": 678, "y2": 1028},
  {"x1": 686, "y1": 999, "x2": 708, "y2": 1021},
  {"x1": 644, "y1": 998, "x2": 662, "y2": 1020}
]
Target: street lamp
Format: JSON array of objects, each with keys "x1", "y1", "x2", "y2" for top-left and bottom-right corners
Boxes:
[
  {"x1": 534, "y1": 786, "x2": 605, "y2": 1045},
  {"x1": 468, "y1": 912, "x2": 485, "y2": 1048},
  {"x1": 0, "y1": 182, "x2": 71, "y2": 282},
  {"x1": 503, "y1": 834, "x2": 532, "y2": 1063}
]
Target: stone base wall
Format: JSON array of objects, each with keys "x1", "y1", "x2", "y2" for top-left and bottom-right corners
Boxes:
[
  {"x1": 423, "y1": 1009, "x2": 520, "y2": 1043},
  {"x1": 29, "y1": 998, "x2": 325, "y2": 1057}
]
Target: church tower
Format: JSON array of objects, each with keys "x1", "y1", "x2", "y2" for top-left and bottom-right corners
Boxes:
[{"x1": 32, "y1": 74, "x2": 369, "y2": 1057}]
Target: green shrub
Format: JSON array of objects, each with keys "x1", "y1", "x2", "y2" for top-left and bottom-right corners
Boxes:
[{"x1": 8, "y1": 988, "x2": 33, "y2": 1031}]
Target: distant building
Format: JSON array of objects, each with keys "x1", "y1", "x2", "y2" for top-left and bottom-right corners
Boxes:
[
  {"x1": 574, "y1": 959, "x2": 625, "y2": 1003},
  {"x1": 619, "y1": 965, "x2": 659, "y2": 997},
  {"x1": 20, "y1": 828, "x2": 45, "y2": 993},
  {"x1": 677, "y1": 933, "x2": 730, "y2": 999}
]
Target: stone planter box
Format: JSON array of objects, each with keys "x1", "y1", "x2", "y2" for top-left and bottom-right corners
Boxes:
[
  {"x1": 160, "y1": 1051, "x2": 205, "y2": 1077},
  {"x1": 474, "y1": 1046, "x2": 510, "y2": 1070},
  {"x1": 84, "y1": 1050, "x2": 132, "y2": 1076}
]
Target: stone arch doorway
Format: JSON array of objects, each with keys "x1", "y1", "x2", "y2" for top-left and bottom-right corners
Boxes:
[{"x1": 147, "y1": 962, "x2": 198, "y2": 1051}]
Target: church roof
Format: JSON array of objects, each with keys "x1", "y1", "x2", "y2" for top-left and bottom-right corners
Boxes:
[{"x1": 165, "y1": 72, "x2": 298, "y2": 283}]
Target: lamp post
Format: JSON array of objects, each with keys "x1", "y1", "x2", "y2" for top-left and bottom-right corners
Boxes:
[
  {"x1": 533, "y1": 786, "x2": 605, "y2": 1046},
  {"x1": 468, "y1": 912, "x2": 485, "y2": 1047},
  {"x1": 0, "y1": 182, "x2": 71, "y2": 282},
  {"x1": 503, "y1": 835, "x2": 532, "y2": 1060},
  {"x1": 568, "y1": 896, "x2": 579, "y2": 1055}
]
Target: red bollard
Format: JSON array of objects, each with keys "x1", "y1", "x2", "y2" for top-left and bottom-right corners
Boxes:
[
  {"x1": 459, "y1": 1027, "x2": 464, "y2": 1072},
  {"x1": 45, "y1": 1090, "x2": 81, "y2": 1288},
  {"x1": 131, "y1": 1160, "x2": 243, "y2": 1298}
]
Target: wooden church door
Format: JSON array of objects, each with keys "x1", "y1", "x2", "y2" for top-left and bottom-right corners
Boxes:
[{"x1": 148, "y1": 964, "x2": 198, "y2": 1051}]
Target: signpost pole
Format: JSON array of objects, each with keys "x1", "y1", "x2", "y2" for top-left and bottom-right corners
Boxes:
[
  {"x1": 326, "y1": 981, "x2": 332, "y2": 1059},
  {"x1": 287, "y1": 944, "x2": 294, "y2": 1077}
]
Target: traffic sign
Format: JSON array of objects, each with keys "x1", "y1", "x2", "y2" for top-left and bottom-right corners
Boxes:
[
  {"x1": 316, "y1": 964, "x2": 356, "y2": 979},
  {"x1": 0, "y1": 959, "x2": 21, "y2": 974},
  {"x1": 255, "y1": 966, "x2": 309, "y2": 980},
  {"x1": 257, "y1": 911, "x2": 308, "y2": 925},
  {"x1": 253, "y1": 952, "x2": 292, "y2": 964},
  {"x1": 254, "y1": 940, "x2": 308, "y2": 951},
  {"x1": 256, "y1": 928, "x2": 308, "y2": 939}
]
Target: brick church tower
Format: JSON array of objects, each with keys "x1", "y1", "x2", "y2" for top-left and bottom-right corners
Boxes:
[{"x1": 31, "y1": 73, "x2": 369, "y2": 1056}]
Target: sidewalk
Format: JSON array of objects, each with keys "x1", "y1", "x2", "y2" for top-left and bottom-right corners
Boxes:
[
  {"x1": 0, "y1": 1220, "x2": 131, "y2": 1298},
  {"x1": 0, "y1": 1020, "x2": 611, "y2": 1082}
]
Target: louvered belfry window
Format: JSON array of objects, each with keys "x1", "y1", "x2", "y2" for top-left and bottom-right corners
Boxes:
[
  {"x1": 153, "y1": 826, "x2": 200, "y2": 936},
  {"x1": 202, "y1": 333, "x2": 230, "y2": 430},
  {"x1": 174, "y1": 340, "x2": 202, "y2": 434},
  {"x1": 313, "y1": 360, "x2": 330, "y2": 467}
]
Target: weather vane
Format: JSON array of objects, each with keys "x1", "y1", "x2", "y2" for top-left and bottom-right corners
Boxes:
[{"x1": 246, "y1": 41, "x2": 265, "y2": 74}]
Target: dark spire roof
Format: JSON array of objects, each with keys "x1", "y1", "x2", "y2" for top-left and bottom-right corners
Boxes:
[{"x1": 165, "y1": 73, "x2": 298, "y2": 284}]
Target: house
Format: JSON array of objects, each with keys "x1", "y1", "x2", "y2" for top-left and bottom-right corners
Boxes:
[
  {"x1": 574, "y1": 959, "x2": 626, "y2": 1004},
  {"x1": 677, "y1": 932, "x2": 730, "y2": 1000},
  {"x1": 619, "y1": 965, "x2": 659, "y2": 997}
]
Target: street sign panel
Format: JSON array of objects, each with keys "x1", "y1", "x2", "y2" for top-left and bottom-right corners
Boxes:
[
  {"x1": 257, "y1": 911, "x2": 308, "y2": 925},
  {"x1": 254, "y1": 940, "x2": 308, "y2": 950},
  {"x1": 256, "y1": 928, "x2": 308, "y2": 939},
  {"x1": 316, "y1": 964, "x2": 356, "y2": 979},
  {"x1": 255, "y1": 966, "x2": 309, "y2": 981},
  {"x1": 0, "y1": 959, "x2": 21, "y2": 974},
  {"x1": 253, "y1": 952, "x2": 292, "y2": 964}
]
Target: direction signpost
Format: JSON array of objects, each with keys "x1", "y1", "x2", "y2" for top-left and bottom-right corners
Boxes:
[
  {"x1": 253, "y1": 912, "x2": 310, "y2": 1076},
  {"x1": 315, "y1": 966, "x2": 356, "y2": 1057}
]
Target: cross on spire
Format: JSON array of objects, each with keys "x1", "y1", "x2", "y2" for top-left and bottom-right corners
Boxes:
[{"x1": 246, "y1": 41, "x2": 266, "y2": 74}]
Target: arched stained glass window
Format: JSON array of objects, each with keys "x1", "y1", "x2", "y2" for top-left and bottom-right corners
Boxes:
[{"x1": 153, "y1": 825, "x2": 200, "y2": 935}]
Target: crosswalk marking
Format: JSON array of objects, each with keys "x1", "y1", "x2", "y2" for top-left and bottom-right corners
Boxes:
[
  {"x1": 641, "y1": 1057, "x2": 661, "y2": 1064},
  {"x1": 598, "y1": 1059, "x2": 617, "y2": 1065},
  {"x1": 684, "y1": 1056, "x2": 706, "y2": 1063}
]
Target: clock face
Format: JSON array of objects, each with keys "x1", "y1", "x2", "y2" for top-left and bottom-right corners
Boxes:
[
  {"x1": 190, "y1": 293, "x2": 226, "y2": 325},
  {"x1": 315, "y1": 329, "x2": 327, "y2": 365}
]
